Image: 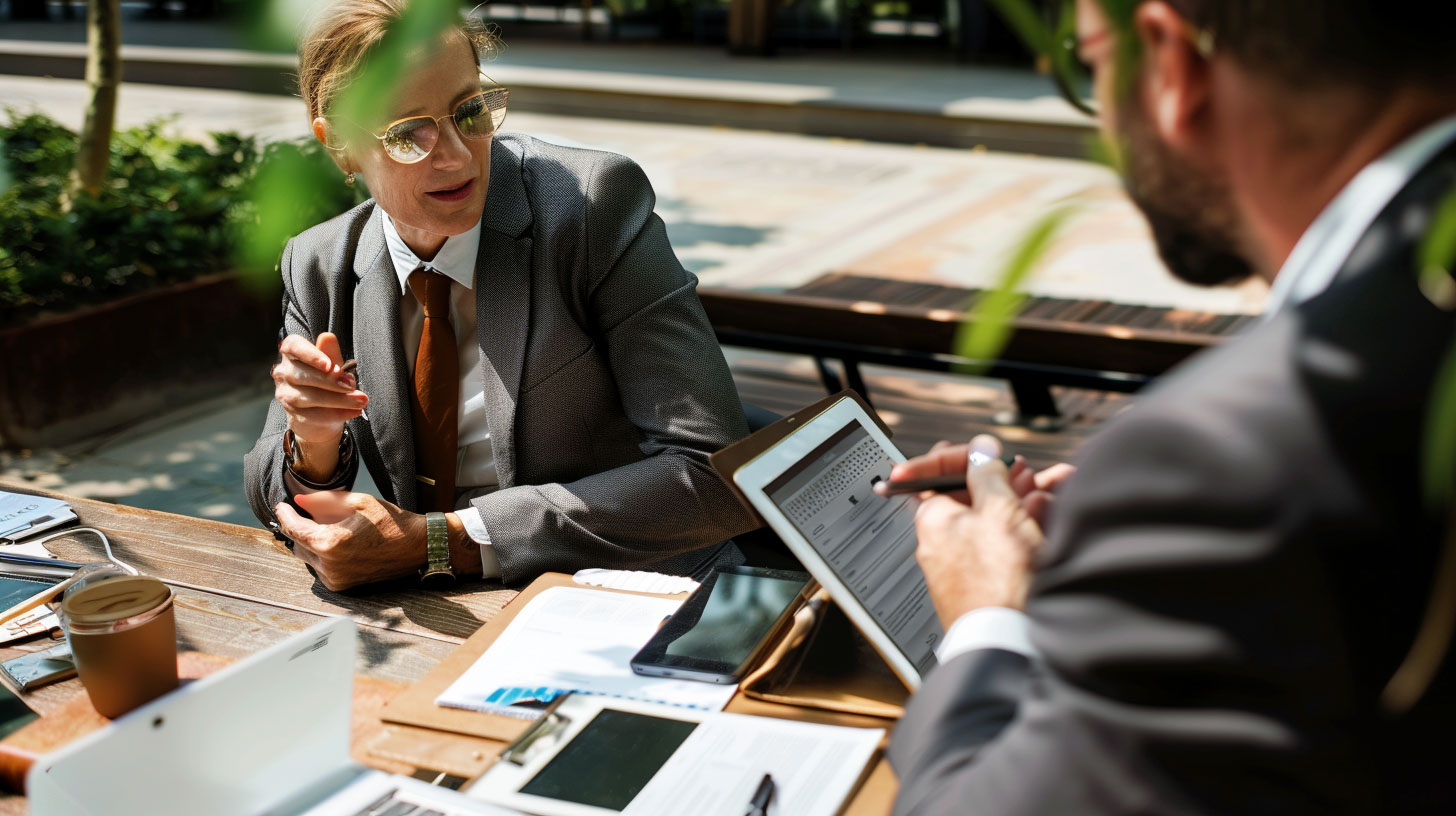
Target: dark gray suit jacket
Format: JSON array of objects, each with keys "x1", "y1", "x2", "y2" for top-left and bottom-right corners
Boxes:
[
  {"x1": 244, "y1": 134, "x2": 755, "y2": 583},
  {"x1": 890, "y1": 145, "x2": 1456, "y2": 813}
]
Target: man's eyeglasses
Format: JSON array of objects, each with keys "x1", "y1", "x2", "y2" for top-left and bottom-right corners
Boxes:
[
  {"x1": 1045, "y1": 0, "x2": 1215, "y2": 119},
  {"x1": 1048, "y1": 0, "x2": 1098, "y2": 117},
  {"x1": 367, "y1": 87, "x2": 509, "y2": 165}
]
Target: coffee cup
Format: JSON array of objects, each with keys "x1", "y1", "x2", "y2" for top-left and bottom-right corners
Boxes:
[{"x1": 59, "y1": 571, "x2": 178, "y2": 718}]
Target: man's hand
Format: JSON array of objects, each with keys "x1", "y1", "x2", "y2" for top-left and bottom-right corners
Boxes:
[
  {"x1": 272, "y1": 332, "x2": 369, "y2": 481},
  {"x1": 884, "y1": 438, "x2": 1075, "y2": 527},
  {"x1": 902, "y1": 435, "x2": 1076, "y2": 626},
  {"x1": 274, "y1": 492, "x2": 425, "y2": 591}
]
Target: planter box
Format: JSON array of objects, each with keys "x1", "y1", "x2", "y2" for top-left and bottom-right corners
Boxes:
[{"x1": 0, "y1": 273, "x2": 281, "y2": 450}]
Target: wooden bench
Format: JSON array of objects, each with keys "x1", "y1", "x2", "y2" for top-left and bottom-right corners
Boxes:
[{"x1": 701, "y1": 272, "x2": 1258, "y2": 423}]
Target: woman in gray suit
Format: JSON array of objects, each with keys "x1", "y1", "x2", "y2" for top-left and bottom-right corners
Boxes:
[{"x1": 243, "y1": 0, "x2": 754, "y2": 590}]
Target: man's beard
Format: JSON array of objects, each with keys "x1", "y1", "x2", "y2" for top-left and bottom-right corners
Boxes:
[{"x1": 1118, "y1": 101, "x2": 1256, "y2": 287}]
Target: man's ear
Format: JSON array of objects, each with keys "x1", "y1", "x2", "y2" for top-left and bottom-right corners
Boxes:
[
  {"x1": 1133, "y1": 1, "x2": 1213, "y2": 156},
  {"x1": 312, "y1": 117, "x2": 355, "y2": 174}
]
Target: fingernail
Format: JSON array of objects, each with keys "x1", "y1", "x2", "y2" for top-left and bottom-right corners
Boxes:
[{"x1": 970, "y1": 437, "x2": 1001, "y2": 457}]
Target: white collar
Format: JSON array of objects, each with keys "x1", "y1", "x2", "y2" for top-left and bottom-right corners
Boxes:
[
  {"x1": 380, "y1": 213, "x2": 482, "y2": 294},
  {"x1": 1265, "y1": 113, "x2": 1456, "y2": 316}
]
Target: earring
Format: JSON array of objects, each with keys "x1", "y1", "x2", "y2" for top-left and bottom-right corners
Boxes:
[{"x1": 344, "y1": 172, "x2": 356, "y2": 186}]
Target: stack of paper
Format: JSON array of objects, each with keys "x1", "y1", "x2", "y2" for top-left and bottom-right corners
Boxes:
[
  {"x1": 0, "y1": 491, "x2": 75, "y2": 547},
  {"x1": 435, "y1": 587, "x2": 738, "y2": 718}
]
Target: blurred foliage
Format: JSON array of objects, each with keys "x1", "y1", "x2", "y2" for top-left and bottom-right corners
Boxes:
[
  {"x1": 330, "y1": 0, "x2": 461, "y2": 129},
  {"x1": 984, "y1": 0, "x2": 1053, "y2": 57},
  {"x1": 0, "y1": 111, "x2": 365, "y2": 328},
  {"x1": 235, "y1": 0, "x2": 457, "y2": 287},
  {"x1": 234, "y1": 140, "x2": 370, "y2": 287},
  {"x1": 1420, "y1": 188, "x2": 1456, "y2": 509},
  {"x1": 0, "y1": 145, "x2": 11, "y2": 198},
  {"x1": 953, "y1": 205, "x2": 1077, "y2": 373}
]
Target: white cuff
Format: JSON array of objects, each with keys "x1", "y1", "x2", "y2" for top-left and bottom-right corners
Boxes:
[
  {"x1": 936, "y1": 606, "x2": 1038, "y2": 663},
  {"x1": 455, "y1": 507, "x2": 501, "y2": 579}
]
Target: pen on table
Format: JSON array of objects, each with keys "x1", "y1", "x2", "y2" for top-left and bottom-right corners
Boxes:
[
  {"x1": 872, "y1": 453, "x2": 1017, "y2": 497},
  {"x1": 745, "y1": 773, "x2": 774, "y2": 816}
]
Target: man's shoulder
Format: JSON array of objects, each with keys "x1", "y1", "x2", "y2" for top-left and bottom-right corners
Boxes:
[{"x1": 1079, "y1": 315, "x2": 1314, "y2": 470}]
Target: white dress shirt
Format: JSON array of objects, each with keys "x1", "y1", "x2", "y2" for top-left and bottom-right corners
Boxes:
[
  {"x1": 380, "y1": 214, "x2": 503, "y2": 578},
  {"x1": 938, "y1": 113, "x2": 1456, "y2": 666}
]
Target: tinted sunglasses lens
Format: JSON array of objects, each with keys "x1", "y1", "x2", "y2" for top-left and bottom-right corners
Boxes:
[
  {"x1": 383, "y1": 118, "x2": 438, "y2": 163},
  {"x1": 453, "y1": 95, "x2": 494, "y2": 139}
]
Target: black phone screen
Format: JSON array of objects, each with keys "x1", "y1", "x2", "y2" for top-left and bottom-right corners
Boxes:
[{"x1": 631, "y1": 566, "x2": 808, "y2": 680}]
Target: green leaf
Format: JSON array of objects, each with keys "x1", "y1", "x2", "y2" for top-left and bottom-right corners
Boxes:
[
  {"x1": 1420, "y1": 186, "x2": 1456, "y2": 510},
  {"x1": 953, "y1": 204, "x2": 1079, "y2": 373},
  {"x1": 983, "y1": 0, "x2": 1053, "y2": 57},
  {"x1": 331, "y1": 0, "x2": 462, "y2": 129},
  {"x1": 1418, "y1": 187, "x2": 1456, "y2": 310},
  {"x1": 1424, "y1": 343, "x2": 1456, "y2": 510}
]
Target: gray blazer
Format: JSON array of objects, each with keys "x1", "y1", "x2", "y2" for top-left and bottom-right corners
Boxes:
[
  {"x1": 889, "y1": 144, "x2": 1456, "y2": 813},
  {"x1": 244, "y1": 134, "x2": 756, "y2": 584}
]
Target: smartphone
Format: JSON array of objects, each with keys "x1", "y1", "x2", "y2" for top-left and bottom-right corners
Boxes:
[{"x1": 629, "y1": 565, "x2": 810, "y2": 684}]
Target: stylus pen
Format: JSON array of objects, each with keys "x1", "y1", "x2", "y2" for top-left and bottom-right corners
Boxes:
[
  {"x1": 0, "y1": 552, "x2": 88, "y2": 571},
  {"x1": 744, "y1": 773, "x2": 775, "y2": 816},
  {"x1": 873, "y1": 454, "x2": 1016, "y2": 496}
]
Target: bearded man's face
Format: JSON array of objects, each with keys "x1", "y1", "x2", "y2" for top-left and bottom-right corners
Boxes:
[{"x1": 1114, "y1": 76, "x2": 1257, "y2": 287}]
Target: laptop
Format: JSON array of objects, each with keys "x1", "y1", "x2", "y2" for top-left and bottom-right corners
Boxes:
[
  {"x1": 729, "y1": 395, "x2": 943, "y2": 690},
  {"x1": 28, "y1": 616, "x2": 519, "y2": 816}
]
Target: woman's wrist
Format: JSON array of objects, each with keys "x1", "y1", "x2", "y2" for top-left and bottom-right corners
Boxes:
[{"x1": 283, "y1": 427, "x2": 350, "y2": 485}]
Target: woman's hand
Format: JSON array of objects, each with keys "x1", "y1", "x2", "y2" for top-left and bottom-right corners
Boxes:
[
  {"x1": 275, "y1": 492, "x2": 480, "y2": 591},
  {"x1": 274, "y1": 492, "x2": 423, "y2": 591},
  {"x1": 272, "y1": 332, "x2": 368, "y2": 481}
]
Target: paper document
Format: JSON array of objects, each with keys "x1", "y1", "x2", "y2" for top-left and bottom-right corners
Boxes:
[
  {"x1": 435, "y1": 587, "x2": 737, "y2": 718},
  {"x1": 572, "y1": 568, "x2": 699, "y2": 595},
  {"x1": 622, "y1": 714, "x2": 882, "y2": 816},
  {"x1": 0, "y1": 491, "x2": 75, "y2": 545}
]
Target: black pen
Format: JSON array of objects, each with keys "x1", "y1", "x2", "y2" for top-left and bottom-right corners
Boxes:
[
  {"x1": 745, "y1": 773, "x2": 774, "y2": 816},
  {"x1": 872, "y1": 453, "x2": 1017, "y2": 496}
]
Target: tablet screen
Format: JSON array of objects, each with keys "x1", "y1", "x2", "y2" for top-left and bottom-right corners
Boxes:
[
  {"x1": 763, "y1": 421, "x2": 942, "y2": 676},
  {"x1": 519, "y1": 709, "x2": 697, "y2": 810}
]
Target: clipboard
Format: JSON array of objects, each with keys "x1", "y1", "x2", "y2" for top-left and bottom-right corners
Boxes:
[
  {"x1": 380, "y1": 573, "x2": 694, "y2": 743},
  {"x1": 711, "y1": 390, "x2": 892, "y2": 528}
]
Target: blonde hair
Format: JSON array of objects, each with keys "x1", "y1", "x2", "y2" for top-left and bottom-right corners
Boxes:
[{"x1": 298, "y1": 0, "x2": 499, "y2": 124}]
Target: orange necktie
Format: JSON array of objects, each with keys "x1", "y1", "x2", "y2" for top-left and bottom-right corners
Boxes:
[{"x1": 408, "y1": 267, "x2": 458, "y2": 512}]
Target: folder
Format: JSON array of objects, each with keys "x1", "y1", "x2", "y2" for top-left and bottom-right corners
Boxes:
[{"x1": 379, "y1": 573, "x2": 693, "y2": 743}]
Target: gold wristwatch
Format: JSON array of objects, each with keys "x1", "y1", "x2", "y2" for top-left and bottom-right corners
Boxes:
[{"x1": 419, "y1": 511, "x2": 456, "y2": 586}]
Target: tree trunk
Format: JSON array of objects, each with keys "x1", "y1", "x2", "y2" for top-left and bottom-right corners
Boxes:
[{"x1": 69, "y1": 0, "x2": 123, "y2": 201}]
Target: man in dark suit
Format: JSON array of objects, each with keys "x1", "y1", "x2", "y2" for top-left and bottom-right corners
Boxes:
[{"x1": 886, "y1": 0, "x2": 1456, "y2": 812}]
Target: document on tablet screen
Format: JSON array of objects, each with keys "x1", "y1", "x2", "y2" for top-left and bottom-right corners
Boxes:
[{"x1": 765, "y1": 423, "x2": 942, "y2": 675}]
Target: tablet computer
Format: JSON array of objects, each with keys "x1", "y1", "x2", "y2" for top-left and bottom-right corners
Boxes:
[{"x1": 731, "y1": 396, "x2": 942, "y2": 690}]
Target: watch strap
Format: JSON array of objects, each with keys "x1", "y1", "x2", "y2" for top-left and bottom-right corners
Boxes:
[{"x1": 420, "y1": 511, "x2": 456, "y2": 584}]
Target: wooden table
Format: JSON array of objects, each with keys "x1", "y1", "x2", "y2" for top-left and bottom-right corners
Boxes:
[{"x1": 0, "y1": 483, "x2": 896, "y2": 815}]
